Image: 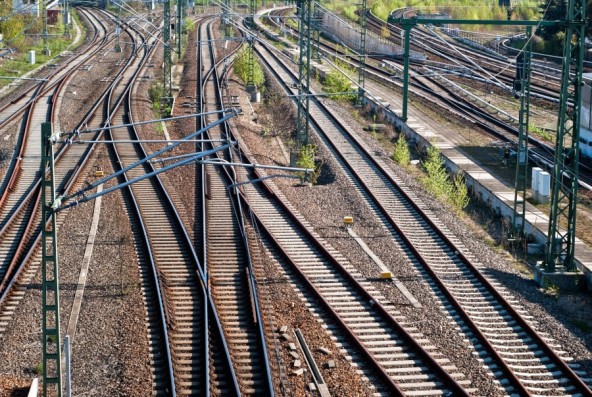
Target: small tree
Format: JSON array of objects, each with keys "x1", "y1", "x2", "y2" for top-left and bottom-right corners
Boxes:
[
  {"x1": 148, "y1": 81, "x2": 163, "y2": 110},
  {"x1": 451, "y1": 171, "x2": 470, "y2": 212},
  {"x1": 297, "y1": 144, "x2": 320, "y2": 184},
  {"x1": 233, "y1": 47, "x2": 265, "y2": 89},
  {"x1": 323, "y1": 69, "x2": 355, "y2": 101},
  {"x1": 392, "y1": 134, "x2": 410, "y2": 167},
  {"x1": 422, "y1": 145, "x2": 451, "y2": 199}
]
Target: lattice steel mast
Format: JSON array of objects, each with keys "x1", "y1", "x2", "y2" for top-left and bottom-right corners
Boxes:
[
  {"x1": 545, "y1": 0, "x2": 586, "y2": 272},
  {"x1": 177, "y1": 0, "x2": 185, "y2": 55},
  {"x1": 311, "y1": 1, "x2": 320, "y2": 61},
  {"x1": 63, "y1": 0, "x2": 70, "y2": 36},
  {"x1": 41, "y1": 122, "x2": 63, "y2": 397},
  {"x1": 296, "y1": 0, "x2": 312, "y2": 148},
  {"x1": 389, "y1": 12, "x2": 584, "y2": 272},
  {"x1": 246, "y1": 0, "x2": 256, "y2": 92},
  {"x1": 41, "y1": 0, "x2": 49, "y2": 54},
  {"x1": 509, "y1": 26, "x2": 532, "y2": 240},
  {"x1": 163, "y1": 0, "x2": 173, "y2": 109},
  {"x1": 357, "y1": 0, "x2": 367, "y2": 104}
]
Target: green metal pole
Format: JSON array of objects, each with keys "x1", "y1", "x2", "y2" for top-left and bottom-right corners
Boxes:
[
  {"x1": 63, "y1": 0, "x2": 70, "y2": 36},
  {"x1": 388, "y1": 16, "x2": 561, "y2": 124},
  {"x1": 401, "y1": 24, "x2": 411, "y2": 122},
  {"x1": 545, "y1": 0, "x2": 585, "y2": 272},
  {"x1": 510, "y1": 26, "x2": 532, "y2": 241},
  {"x1": 41, "y1": 122, "x2": 62, "y2": 397},
  {"x1": 311, "y1": 1, "x2": 320, "y2": 61},
  {"x1": 177, "y1": 0, "x2": 184, "y2": 55},
  {"x1": 42, "y1": 0, "x2": 49, "y2": 55},
  {"x1": 296, "y1": 0, "x2": 312, "y2": 148},
  {"x1": 223, "y1": 0, "x2": 232, "y2": 37},
  {"x1": 163, "y1": 0, "x2": 173, "y2": 114},
  {"x1": 246, "y1": 0, "x2": 256, "y2": 92},
  {"x1": 357, "y1": 0, "x2": 367, "y2": 105}
]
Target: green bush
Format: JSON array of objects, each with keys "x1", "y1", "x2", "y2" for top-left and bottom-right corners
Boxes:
[
  {"x1": 422, "y1": 145, "x2": 451, "y2": 200},
  {"x1": 451, "y1": 171, "x2": 470, "y2": 211},
  {"x1": 370, "y1": 0, "x2": 540, "y2": 30},
  {"x1": 343, "y1": 5, "x2": 359, "y2": 22},
  {"x1": 233, "y1": 47, "x2": 265, "y2": 89},
  {"x1": 185, "y1": 18, "x2": 196, "y2": 33},
  {"x1": 148, "y1": 81, "x2": 163, "y2": 107},
  {"x1": 392, "y1": 134, "x2": 410, "y2": 167},
  {"x1": 421, "y1": 145, "x2": 470, "y2": 212},
  {"x1": 297, "y1": 144, "x2": 320, "y2": 183},
  {"x1": 323, "y1": 69, "x2": 355, "y2": 100}
]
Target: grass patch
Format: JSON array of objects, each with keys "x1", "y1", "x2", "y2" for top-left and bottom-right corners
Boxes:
[{"x1": 0, "y1": 11, "x2": 82, "y2": 89}]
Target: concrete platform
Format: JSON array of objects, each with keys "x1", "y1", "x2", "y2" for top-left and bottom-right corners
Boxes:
[
  {"x1": 533, "y1": 265, "x2": 586, "y2": 291},
  {"x1": 360, "y1": 88, "x2": 592, "y2": 290},
  {"x1": 255, "y1": 8, "x2": 592, "y2": 290}
]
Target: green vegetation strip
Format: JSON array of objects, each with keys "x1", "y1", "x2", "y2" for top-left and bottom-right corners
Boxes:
[{"x1": 0, "y1": 11, "x2": 81, "y2": 89}]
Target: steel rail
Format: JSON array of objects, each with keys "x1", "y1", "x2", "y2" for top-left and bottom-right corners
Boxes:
[
  {"x1": 254, "y1": 33, "x2": 592, "y2": 395},
  {"x1": 0, "y1": 10, "x2": 161, "y2": 304},
  {"x1": 106, "y1": 36, "x2": 177, "y2": 396},
  {"x1": 203, "y1": 19, "x2": 275, "y2": 395},
  {"x1": 197, "y1": 19, "x2": 241, "y2": 396},
  {"x1": 0, "y1": 11, "x2": 154, "y2": 298}
]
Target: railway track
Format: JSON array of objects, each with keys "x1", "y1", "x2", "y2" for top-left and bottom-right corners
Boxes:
[
  {"x1": 0, "y1": 8, "x2": 113, "y2": 131},
  {"x1": 260, "y1": 6, "x2": 592, "y2": 188},
  {"x1": 84, "y1": 15, "x2": 254, "y2": 397},
  {"x1": 0, "y1": 7, "x2": 160, "y2": 356},
  {"x1": 198, "y1": 19, "x2": 273, "y2": 395},
  {"x1": 251, "y1": 34, "x2": 592, "y2": 395},
  {"x1": 240, "y1": 176, "x2": 474, "y2": 395},
  {"x1": 0, "y1": 9, "x2": 122, "y2": 300}
]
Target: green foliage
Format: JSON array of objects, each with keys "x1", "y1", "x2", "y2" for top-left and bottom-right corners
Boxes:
[
  {"x1": 297, "y1": 144, "x2": 320, "y2": 184},
  {"x1": 232, "y1": 47, "x2": 265, "y2": 89},
  {"x1": 0, "y1": 14, "x2": 78, "y2": 89},
  {"x1": 537, "y1": 0, "x2": 566, "y2": 40},
  {"x1": 532, "y1": 31, "x2": 564, "y2": 56},
  {"x1": 392, "y1": 134, "x2": 410, "y2": 167},
  {"x1": 148, "y1": 81, "x2": 164, "y2": 110},
  {"x1": 530, "y1": 124, "x2": 556, "y2": 143},
  {"x1": 342, "y1": 5, "x2": 359, "y2": 22},
  {"x1": 422, "y1": 145, "x2": 451, "y2": 199},
  {"x1": 33, "y1": 362, "x2": 43, "y2": 375},
  {"x1": 544, "y1": 283, "x2": 560, "y2": 297},
  {"x1": 369, "y1": 0, "x2": 540, "y2": 30},
  {"x1": 421, "y1": 145, "x2": 469, "y2": 212},
  {"x1": 371, "y1": 0, "x2": 390, "y2": 21},
  {"x1": 323, "y1": 69, "x2": 355, "y2": 100},
  {"x1": 451, "y1": 171, "x2": 470, "y2": 211},
  {"x1": 185, "y1": 18, "x2": 196, "y2": 33},
  {"x1": 0, "y1": 16, "x2": 25, "y2": 42}
]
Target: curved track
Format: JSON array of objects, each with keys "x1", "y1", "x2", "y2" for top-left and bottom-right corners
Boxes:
[
  {"x1": 251, "y1": 32, "x2": 592, "y2": 395},
  {"x1": 197, "y1": 19, "x2": 273, "y2": 395}
]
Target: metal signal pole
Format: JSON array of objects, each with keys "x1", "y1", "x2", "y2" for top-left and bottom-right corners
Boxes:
[
  {"x1": 41, "y1": 122, "x2": 63, "y2": 397},
  {"x1": 509, "y1": 26, "x2": 532, "y2": 240},
  {"x1": 545, "y1": 0, "x2": 586, "y2": 272},
  {"x1": 296, "y1": 0, "x2": 312, "y2": 148}
]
